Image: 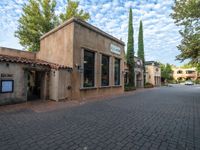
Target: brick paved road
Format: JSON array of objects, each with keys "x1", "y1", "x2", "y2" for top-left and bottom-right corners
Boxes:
[{"x1": 0, "y1": 85, "x2": 200, "y2": 150}]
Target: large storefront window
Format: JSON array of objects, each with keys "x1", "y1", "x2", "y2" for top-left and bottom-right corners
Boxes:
[
  {"x1": 101, "y1": 55, "x2": 109, "y2": 86},
  {"x1": 114, "y1": 58, "x2": 120, "y2": 85},
  {"x1": 83, "y1": 50, "x2": 95, "y2": 87}
]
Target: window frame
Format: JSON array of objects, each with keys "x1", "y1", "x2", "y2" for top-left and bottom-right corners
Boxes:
[
  {"x1": 101, "y1": 54, "x2": 110, "y2": 86},
  {"x1": 83, "y1": 49, "x2": 96, "y2": 88},
  {"x1": 177, "y1": 70, "x2": 183, "y2": 74},
  {"x1": 114, "y1": 58, "x2": 121, "y2": 86}
]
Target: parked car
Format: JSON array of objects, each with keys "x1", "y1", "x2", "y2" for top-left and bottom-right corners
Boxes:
[{"x1": 185, "y1": 81, "x2": 194, "y2": 85}]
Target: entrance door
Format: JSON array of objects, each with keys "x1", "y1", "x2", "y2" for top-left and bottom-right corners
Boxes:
[
  {"x1": 27, "y1": 71, "x2": 43, "y2": 101},
  {"x1": 136, "y1": 72, "x2": 142, "y2": 88}
]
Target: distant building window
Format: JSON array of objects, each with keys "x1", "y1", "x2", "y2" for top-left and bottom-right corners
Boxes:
[
  {"x1": 1, "y1": 80, "x2": 14, "y2": 93},
  {"x1": 177, "y1": 70, "x2": 183, "y2": 74},
  {"x1": 186, "y1": 70, "x2": 195, "y2": 74},
  {"x1": 83, "y1": 50, "x2": 95, "y2": 87},
  {"x1": 114, "y1": 58, "x2": 120, "y2": 85},
  {"x1": 156, "y1": 68, "x2": 159, "y2": 72},
  {"x1": 101, "y1": 55, "x2": 109, "y2": 86}
]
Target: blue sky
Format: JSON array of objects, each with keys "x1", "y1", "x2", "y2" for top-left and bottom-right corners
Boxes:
[{"x1": 0, "y1": 0, "x2": 187, "y2": 66}]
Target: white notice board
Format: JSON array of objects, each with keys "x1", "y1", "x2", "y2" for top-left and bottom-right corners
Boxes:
[{"x1": 1, "y1": 80, "x2": 14, "y2": 93}]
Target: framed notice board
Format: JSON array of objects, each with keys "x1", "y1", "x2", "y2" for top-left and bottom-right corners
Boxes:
[{"x1": 1, "y1": 80, "x2": 14, "y2": 93}]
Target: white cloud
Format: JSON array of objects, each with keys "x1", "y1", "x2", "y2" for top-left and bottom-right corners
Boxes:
[{"x1": 0, "y1": 0, "x2": 186, "y2": 65}]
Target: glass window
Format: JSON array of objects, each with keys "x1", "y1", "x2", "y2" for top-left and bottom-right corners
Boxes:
[
  {"x1": 83, "y1": 50, "x2": 95, "y2": 87},
  {"x1": 101, "y1": 55, "x2": 109, "y2": 86},
  {"x1": 177, "y1": 70, "x2": 183, "y2": 74},
  {"x1": 114, "y1": 58, "x2": 120, "y2": 85},
  {"x1": 186, "y1": 70, "x2": 195, "y2": 74}
]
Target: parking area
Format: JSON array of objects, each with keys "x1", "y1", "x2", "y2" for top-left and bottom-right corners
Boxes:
[{"x1": 0, "y1": 86, "x2": 200, "y2": 150}]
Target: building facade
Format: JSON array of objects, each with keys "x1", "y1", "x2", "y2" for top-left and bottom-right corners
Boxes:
[
  {"x1": 124, "y1": 57, "x2": 144, "y2": 88},
  {"x1": 172, "y1": 67, "x2": 199, "y2": 81},
  {"x1": 145, "y1": 61, "x2": 161, "y2": 86},
  {"x1": 0, "y1": 18, "x2": 125, "y2": 105}
]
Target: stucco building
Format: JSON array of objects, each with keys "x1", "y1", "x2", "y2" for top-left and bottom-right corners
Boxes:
[
  {"x1": 0, "y1": 18, "x2": 125, "y2": 105},
  {"x1": 124, "y1": 57, "x2": 144, "y2": 88},
  {"x1": 172, "y1": 67, "x2": 199, "y2": 81},
  {"x1": 145, "y1": 61, "x2": 161, "y2": 86}
]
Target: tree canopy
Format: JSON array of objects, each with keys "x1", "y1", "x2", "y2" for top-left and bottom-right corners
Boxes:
[
  {"x1": 160, "y1": 63, "x2": 173, "y2": 82},
  {"x1": 15, "y1": 0, "x2": 90, "y2": 52},
  {"x1": 15, "y1": 0, "x2": 58, "y2": 52},
  {"x1": 181, "y1": 62, "x2": 200, "y2": 72},
  {"x1": 171, "y1": 0, "x2": 200, "y2": 64},
  {"x1": 60, "y1": 0, "x2": 90, "y2": 22}
]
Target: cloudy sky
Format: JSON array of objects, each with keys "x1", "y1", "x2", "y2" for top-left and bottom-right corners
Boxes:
[{"x1": 0, "y1": 0, "x2": 186, "y2": 66}]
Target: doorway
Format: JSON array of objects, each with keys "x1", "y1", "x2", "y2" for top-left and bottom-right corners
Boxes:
[
  {"x1": 27, "y1": 71, "x2": 44, "y2": 101},
  {"x1": 136, "y1": 72, "x2": 142, "y2": 88}
]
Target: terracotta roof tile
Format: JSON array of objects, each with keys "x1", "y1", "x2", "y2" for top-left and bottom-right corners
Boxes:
[{"x1": 0, "y1": 54, "x2": 72, "y2": 70}]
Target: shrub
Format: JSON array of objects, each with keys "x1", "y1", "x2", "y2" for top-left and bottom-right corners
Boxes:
[
  {"x1": 194, "y1": 79, "x2": 200, "y2": 84},
  {"x1": 124, "y1": 85, "x2": 136, "y2": 91},
  {"x1": 144, "y1": 82, "x2": 154, "y2": 88}
]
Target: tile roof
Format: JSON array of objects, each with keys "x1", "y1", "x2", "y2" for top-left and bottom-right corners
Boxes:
[{"x1": 0, "y1": 54, "x2": 72, "y2": 70}]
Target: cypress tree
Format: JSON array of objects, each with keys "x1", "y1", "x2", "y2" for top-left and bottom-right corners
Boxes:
[
  {"x1": 126, "y1": 8, "x2": 135, "y2": 87},
  {"x1": 137, "y1": 20, "x2": 146, "y2": 84}
]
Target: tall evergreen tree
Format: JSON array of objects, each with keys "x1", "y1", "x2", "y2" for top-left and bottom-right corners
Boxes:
[
  {"x1": 60, "y1": 0, "x2": 90, "y2": 22},
  {"x1": 126, "y1": 8, "x2": 135, "y2": 87},
  {"x1": 137, "y1": 20, "x2": 146, "y2": 84},
  {"x1": 15, "y1": 0, "x2": 58, "y2": 52}
]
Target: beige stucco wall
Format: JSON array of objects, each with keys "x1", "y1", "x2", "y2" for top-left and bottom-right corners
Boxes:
[
  {"x1": 37, "y1": 23, "x2": 74, "y2": 68},
  {"x1": 124, "y1": 57, "x2": 144, "y2": 88},
  {"x1": 58, "y1": 69, "x2": 71, "y2": 100},
  {"x1": 0, "y1": 47, "x2": 36, "y2": 59},
  {"x1": 36, "y1": 18, "x2": 125, "y2": 101},
  {"x1": 172, "y1": 68, "x2": 197, "y2": 80},
  {"x1": 0, "y1": 62, "x2": 26, "y2": 105},
  {"x1": 48, "y1": 70, "x2": 59, "y2": 101},
  {"x1": 146, "y1": 65, "x2": 161, "y2": 86},
  {"x1": 72, "y1": 22, "x2": 125, "y2": 100}
]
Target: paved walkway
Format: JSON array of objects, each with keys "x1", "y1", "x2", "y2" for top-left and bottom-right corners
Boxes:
[{"x1": 0, "y1": 86, "x2": 200, "y2": 150}]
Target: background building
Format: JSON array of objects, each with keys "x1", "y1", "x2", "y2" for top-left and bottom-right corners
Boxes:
[
  {"x1": 124, "y1": 57, "x2": 144, "y2": 88},
  {"x1": 172, "y1": 67, "x2": 199, "y2": 81},
  {"x1": 145, "y1": 61, "x2": 161, "y2": 86}
]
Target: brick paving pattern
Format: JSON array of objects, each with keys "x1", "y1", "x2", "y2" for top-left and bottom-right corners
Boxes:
[{"x1": 0, "y1": 85, "x2": 200, "y2": 150}]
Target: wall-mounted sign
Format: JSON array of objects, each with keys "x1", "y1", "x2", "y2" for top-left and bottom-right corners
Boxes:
[
  {"x1": 1, "y1": 80, "x2": 14, "y2": 93},
  {"x1": 110, "y1": 44, "x2": 121, "y2": 55},
  {"x1": 1, "y1": 73, "x2": 13, "y2": 78}
]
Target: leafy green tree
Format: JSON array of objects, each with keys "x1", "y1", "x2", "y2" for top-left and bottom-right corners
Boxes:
[
  {"x1": 137, "y1": 20, "x2": 146, "y2": 84},
  {"x1": 160, "y1": 63, "x2": 173, "y2": 82},
  {"x1": 181, "y1": 63, "x2": 200, "y2": 72},
  {"x1": 60, "y1": 0, "x2": 90, "y2": 22},
  {"x1": 126, "y1": 8, "x2": 135, "y2": 87},
  {"x1": 171, "y1": 0, "x2": 200, "y2": 63},
  {"x1": 180, "y1": 63, "x2": 194, "y2": 69},
  {"x1": 15, "y1": 0, "x2": 58, "y2": 52}
]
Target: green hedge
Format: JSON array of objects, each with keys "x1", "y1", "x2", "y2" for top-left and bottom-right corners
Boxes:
[
  {"x1": 144, "y1": 82, "x2": 154, "y2": 88},
  {"x1": 124, "y1": 85, "x2": 136, "y2": 91}
]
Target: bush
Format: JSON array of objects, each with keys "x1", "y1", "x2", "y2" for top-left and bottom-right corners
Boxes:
[
  {"x1": 168, "y1": 80, "x2": 177, "y2": 84},
  {"x1": 124, "y1": 85, "x2": 136, "y2": 91},
  {"x1": 144, "y1": 82, "x2": 154, "y2": 88},
  {"x1": 194, "y1": 79, "x2": 200, "y2": 84}
]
